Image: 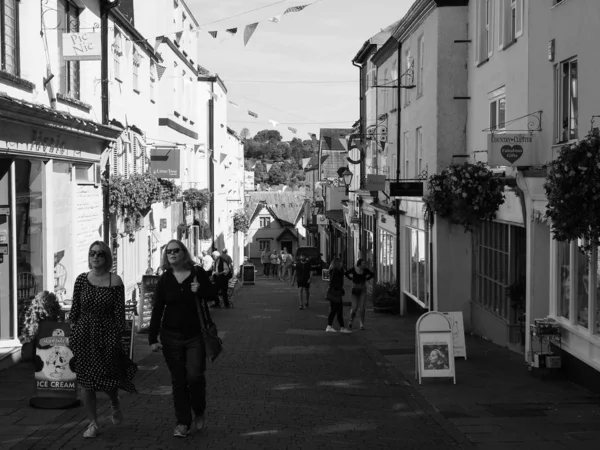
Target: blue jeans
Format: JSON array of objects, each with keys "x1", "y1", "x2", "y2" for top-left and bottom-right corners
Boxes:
[{"x1": 161, "y1": 329, "x2": 206, "y2": 427}]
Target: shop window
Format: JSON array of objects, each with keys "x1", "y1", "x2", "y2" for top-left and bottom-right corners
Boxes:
[
  {"x1": 1, "y1": 0, "x2": 19, "y2": 76},
  {"x1": 259, "y1": 217, "x2": 271, "y2": 228},
  {"x1": 555, "y1": 57, "x2": 578, "y2": 143},
  {"x1": 499, "y1": 0, "x2": 523, "y2": 50},
  {"x1": 15, "y1": 160, "x2": 44, "y2": 331},
  {"x1": 58, "y1": 0, "x2": 80, "y2": 100},
  {"x1": 113, "y1": 28, "x2": 122, "y2": 81},
  {"x1": 377, "y1": 229, "x2": 395, "y2": 283},
  {"x1": 259, "y1": 240, "x2": 270, "y2": 251},
  {"x1": 473, "y1": 221, "x2": 526, "y2": 320},
  {"x1": 405, "y1": 227, "x2": 427, "y2": 307},
  {"x1": 53, "y1": 162, "x2": 73, "y2": 303}
]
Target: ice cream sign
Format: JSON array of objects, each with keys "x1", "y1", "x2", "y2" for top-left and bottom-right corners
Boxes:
[{"x1": 487, "y1": 133, "x2": 539, "y2": 167}]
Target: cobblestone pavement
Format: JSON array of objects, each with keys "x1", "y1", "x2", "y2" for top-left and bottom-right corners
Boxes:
[{"x1": 0, "y1": 275, "x2": 471, "y2": 450}]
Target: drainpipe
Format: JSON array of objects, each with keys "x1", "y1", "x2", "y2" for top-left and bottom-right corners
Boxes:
[
  {"x1": 209, "y1": 82, "x2": 215, "y2": 251},
  {"x1": 101, "y1": 0, "x2": 120, "y2": 244},
  {"x1": 395, "y1": 40, "x2": 405, "y2": 316},
  {"x1": 351, "y1": 60, "x2": 363, "y2": 260}
]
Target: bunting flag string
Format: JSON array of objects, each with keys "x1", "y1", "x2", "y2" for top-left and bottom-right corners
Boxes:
[
  {"x1": 323, "y1": 136, "x2": 332, "y2": 149},
  {"x1": 268, "y1": 14, "x2": 283, "y2": 23},
  {"x1": 338, "y1": 137, "x2": 348, "y2": 151},
  {"x1": 244, "y1": 22, "x2": 259, "y2": 46},
  {"x1": 208, "y1": 30, "x2": 218, "y2": 38},
  {"x1": 288, "y1": 127, "x2": 297, "y2": 134},
  {"x1": 220, "y1": 153, "x2": 228, "y2": 164},
  {"x1": 226, "y1": 27, "x2": 238, "y2": 35},
  {"x1": 266, "y1": 163, "x2": 273, "y2": 172},
  {"x1": 284, "y1": 4, "x2": 310, "y2": 14},
  {"x1": 248, "y1": 110, "x2": 258, "y2": 118},
  {"x1": 156, "y1": 64, "x2": 167, "y2": 80},
  {"x1": 301, "y1": 158, "x2": 312, "y2": 169}
]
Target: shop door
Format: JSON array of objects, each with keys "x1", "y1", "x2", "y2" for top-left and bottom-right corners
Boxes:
[
  {"x1": 281, "y1": 240, "x2": 292, "y2": 254},
  {"x1": 0, "y1": 160, "x2": 12, "y2": 340}
]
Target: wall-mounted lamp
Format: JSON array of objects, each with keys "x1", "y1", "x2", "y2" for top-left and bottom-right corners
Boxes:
[{"x1": 341, "y1": 168, "x2": 356, "y2": 195}]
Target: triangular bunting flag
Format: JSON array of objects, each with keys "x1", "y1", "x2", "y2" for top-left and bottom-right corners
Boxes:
[
  {"x1": 288, "y1": 127, "x2": 297, "y2": 134},
  {"x1": 220, "y1": 153, "x2": 227, "y2": 164},
  {"x1": 268, "y1": 14, "x2": 283, "y2": 23},
  {"x1": 284, "y1": 4, "x2": 309, "y2": 14},
  {"x1": 269, "y1": 119, "x2": 279, "y2": 127},
  {"x1": 175, "y1": 31, "x2": 183, "y2": 42},
  {"x1": 156, "y1": 64, "x2": 167, "y2": 80},
  {"x1": 338, "y1": 137, "x2": 349, "y2": 151},
  {"x1": 248, "y1": 110, "x2": 258, "y2": 118},
  {"x1": 266, "y1": 163, "x2": 273, "y2": 172},
  {"x1": 244, "y1": 23, "x2": 259, "y2": 46},
  {"x1": 229, "y1": 101, "x2": 240, "y2": 109},
  {"x1": 301, "y1": 158, "x2": 312, "y2": 169},
  {"x1": 208, "y1": 30, "x2": 218, "y2": 38},
  {"x1": 323, "y1": 135, "x2": 332, "y2": 149},
  {"x1": 251, "y1": 163, "x2": 257, "y2": 169},
  {"x1": 226, "y1": 27, "x2": 238, "y2": 35},
  {"x1": 307, "y1": 132, "x2": 313, "y2": 137}
]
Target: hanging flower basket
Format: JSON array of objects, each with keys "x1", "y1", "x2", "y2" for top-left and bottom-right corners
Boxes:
[
  {"x1": 544, "y1": 128, "x2": 600, "y2": 254},
  {"x1": 183, "y1": 188, "x2": 211, "y2": 211},
  {"x1": 233, "y1": 210, "x2": 250, "y2": 233},
  {"x1": 423, "y1": 162, "x2": 505, "y2": 232}
]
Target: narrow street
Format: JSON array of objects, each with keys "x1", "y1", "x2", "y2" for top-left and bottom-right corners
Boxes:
[{"x1": 1, "y1": 275, "x2": 468, "y2": 450}]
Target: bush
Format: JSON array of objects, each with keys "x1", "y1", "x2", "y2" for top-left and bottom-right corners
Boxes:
[{"x1": 19, "y1": 291, "x2": 61, "y2": 344}]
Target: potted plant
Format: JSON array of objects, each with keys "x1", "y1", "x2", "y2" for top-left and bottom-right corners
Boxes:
[
  {"x1": 372, "y1": 281, "x2": 398, "y2": 313},
  {"x1": 233, "y1": 210, "x2": 250, "y2": 233},
  {"x1": 19, "y1": 291, "x2": 61, "y2": 362}
]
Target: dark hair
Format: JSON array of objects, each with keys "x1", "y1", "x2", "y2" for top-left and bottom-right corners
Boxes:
[
  {"x1": 329, "y1": 257, "x2": 341, "y2": 271},
  {"x1": 161, "y1": 240, "x2": 195, "y2": 270},
  {"x1": 88, "y1": 241, "x2": 112, "y2": 271},
  {"x1": 356, "y1": 258, "x2": 364, "y2": 267}
]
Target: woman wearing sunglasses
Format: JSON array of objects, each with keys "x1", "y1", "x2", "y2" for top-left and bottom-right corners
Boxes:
[
  {"x1": 148, "y1": 240, "x2": 214, "y2": 438},
  {"x1": 69, "y1": 241, "x2": 138, "y2": 438}
]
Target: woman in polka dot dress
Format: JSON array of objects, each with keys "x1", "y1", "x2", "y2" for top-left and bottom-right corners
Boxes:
[{"x1": 70, "y1": 241, "x2": 138, "y2": 438}]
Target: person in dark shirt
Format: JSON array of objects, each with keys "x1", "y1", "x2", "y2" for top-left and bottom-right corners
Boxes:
[
  {"x1": 148, "y1": 240, "x2": 213, "y2": 438},
  {"x1": 212, "y1": 251, "x2": 232, "y2": 309},
  {"x1": 345, "y1": 258, "x2": 374, "y2": 330},
  {"x1": 296, "y1": 254, "x2": 312, "y2": 309}
]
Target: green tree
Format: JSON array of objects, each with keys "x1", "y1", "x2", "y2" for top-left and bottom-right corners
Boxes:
[{"x1": 254, "y1": 129, "x2": 282, "y2": 143}]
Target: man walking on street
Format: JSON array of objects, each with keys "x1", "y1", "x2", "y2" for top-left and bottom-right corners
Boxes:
[
  {"x1": 212, "y1": 251, "x2": 232, "y2": 309},
  {"x1": 296, "y1": 254, "x2": 312, "y2": 310},
  {"x1": 201, "y1": 250, "x2": 213, "y2": 277}
]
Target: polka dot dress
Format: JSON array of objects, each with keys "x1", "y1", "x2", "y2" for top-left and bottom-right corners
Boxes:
[{"x1": 70, "y1": 273, "x2": 138, "y2": 393}]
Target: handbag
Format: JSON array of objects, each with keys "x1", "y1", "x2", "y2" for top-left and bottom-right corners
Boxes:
[
  {"x1": 194, "y1": 291, "x2": 223, "y2": 363},
  {"x1": 326, "y1": 287, "x2": 344, "y2": 303}
]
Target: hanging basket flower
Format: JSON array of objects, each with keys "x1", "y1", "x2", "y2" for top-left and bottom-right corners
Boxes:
[
  {"x1": 233, "y1": 210, "x2": 250, "y2": 233},
  {"x1": 183, "y1": 188, "x2": 211, "y2": 211},
  {"x1": 544, "y1": 128, "x2": 600, "y2": 254},
  {"x1": 423, "y1": 162, "x2": 505, "y2": 232}
]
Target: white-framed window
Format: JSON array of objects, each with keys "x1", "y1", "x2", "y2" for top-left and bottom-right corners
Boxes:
[
  {"x1": 415, "y1": 127, "x2": 423, "y2": 177},
  {"x1": 417, "y1": 35, "x2": 425, "y2": 96},
  {"x1": 149, "y1": 61, "x2": 156, "y2": 102},
  {"x1": 404, "y1": 226, "x2": 428, "y2": 308},
  {"x1": 259, "y1": 240, "x2": 271, "y2": 252},
  {"x1": 475, "y1": 0, "x2": 493, "y2": 64},
  {"x1": 404, "y1": 49, "x2": 412, "y2": 105},
  {"x1": 555, "y1": 57, "x2": 578, "y2": 143},
  {"x1": 403, "y1": 131, "x2": 410, "y2": 177},
  {"x1": 377, "y1": 228, "x2": 395, "y2": 283},
  {"x1": 74, "y1": 163, "x2": 99, "y2": 185},
  {"x1": 113, "y1": 28, "x2": 122, "y2": 81},
  {"x1": 1, "y1": 0, "x2": 19, "y2": 76},
  {"x1": 553, "y1": 240, "x2": 600, "y2": 334},
  {"x1": 132, "y1": 47, "x2": 141, "y2": 92},
  {"x1": 259, "y1": 217, "x2": 271, "y2": 227},
  {"x1": 489, "y1": 86, "x2": 506, "y2": 132},
  {"x1": 366, "y1": 67, "x2": 376, "y2": 91},
  {"x1": 58, "y1": 0, "x2": 80, "y2": 99},
  {"x1": 499, "y1": 0, "x2": 524, "y2": 49}
]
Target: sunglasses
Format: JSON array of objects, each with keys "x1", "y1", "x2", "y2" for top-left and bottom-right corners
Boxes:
[
  {"x1": 89, "y1": 250, "x2": 106, "y2": 258},
  {"x1": 166, "y1": 248, "x2": 181, "y2": 255}
]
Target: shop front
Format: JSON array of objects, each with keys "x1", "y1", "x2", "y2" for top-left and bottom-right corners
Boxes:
[{"x1": 0, "y1": 107, "x2": 120, "y2": 347}]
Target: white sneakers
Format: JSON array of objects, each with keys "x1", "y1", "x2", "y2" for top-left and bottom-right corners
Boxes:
[
  {"x1": 83, "y1": 421, "x2": 98, "y2": 438},
  {"x1": 326, "y1": 325, "x2": 351, "y2": 334}
]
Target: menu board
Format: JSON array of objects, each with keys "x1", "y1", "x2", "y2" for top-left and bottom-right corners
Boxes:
[
  {"x1": 138, "y1": 275, "x2": 159, "y2": 333},
  {"x1": 242, "y1": 264, "x2": 255, "y2": 285},
  {"x1": 122, "y1": 318, "x2": 135, "y2": 359}
]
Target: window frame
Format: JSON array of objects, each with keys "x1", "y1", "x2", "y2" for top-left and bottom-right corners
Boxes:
[
  {"x1": 113, "y1": 27, "x2": 123, "y2": 82},
  {"x1": 259, "y1": 216, "x2": 271, "y2": 228},
  {"x1": 554, "y1": 57, "x2": 578, "y2": 144},
  {"x1": 1, "y1": 0, "x2": 20, "y2": 76},
  {"x1": 489, "y1": 86, "x2": 506, "y2": 132},
  {"x1": 58, "y1": 0, "x2": 81, "y2": 100},
  {"x1": 415, "y1": 127, "x2": 423, "y2": 177},
  {"x1": 404, "y1": 49, "x2": 412, "y2": 106},
  {"x1": 132, "y1": 46, "x2": 141, "y2": 92},
  {"x1": 258, "y1": 240, "x2": 271, "y2": 252},
  {"x1": 475, "y1": 0, "x2": 493, "y2": 65},
  {"x1": 417, "y1": 35, "x2": 424, "y2": 96}
]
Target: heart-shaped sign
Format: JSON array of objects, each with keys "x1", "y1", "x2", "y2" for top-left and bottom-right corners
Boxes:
[{"x1": 500, "y1": 145, "x2": 523, "y2": 164}]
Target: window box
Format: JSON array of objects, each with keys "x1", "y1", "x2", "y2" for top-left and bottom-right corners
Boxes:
[
  {"x1": 56, "y1": 93, "x2": 91, "y2": 111},
  {"x1": 0, "y1": 71, "x2": 35, "y2": 90}
]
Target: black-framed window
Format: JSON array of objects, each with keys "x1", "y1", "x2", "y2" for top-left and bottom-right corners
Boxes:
[
  {"x1": 1, "y1": 0, "x2": 19, "y2": 76},
  {"x1": 58, "y1": 0, "x2": 80, "y2": 99}
]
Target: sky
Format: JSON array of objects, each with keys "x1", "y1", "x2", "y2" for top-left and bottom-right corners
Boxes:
[{"x1": 187, "y1": 0, "x2": 415, "y2": 142}]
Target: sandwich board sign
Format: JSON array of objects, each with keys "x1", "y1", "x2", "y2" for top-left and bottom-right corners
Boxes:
[
  {"x1": 441, "y1": 311, "x2": 467, "y2": 359},
  {"x1": 415, "y1": 312, "x2": 456, "y2": 385}
]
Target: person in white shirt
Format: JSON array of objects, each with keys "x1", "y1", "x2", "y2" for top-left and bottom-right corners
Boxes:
[{"x1": 201, "y1": 250, "x2": 214, "y2": 276}]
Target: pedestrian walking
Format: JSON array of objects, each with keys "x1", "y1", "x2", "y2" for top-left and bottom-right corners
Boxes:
[
  {"x1": 281, "y1": 248, "x2": 293, "y2": 281},
  {"x1": 148, "y1": 240, "x2": 213, "y2": 438},
  {"x1": 69, "y1": 241, "x2": 138, "y2": 439},
  {"x1": 345, "y1": 258, "x2": 374, "y2": 330},
  {"x1": 201, "y1": 250, "x2": 213, "y2": 276},
  {"x1": 325, "y1": 257, "x2": 351, "y2": 333},
  {"x1": 212, "y1": 251, "x2": 232, "y2": 308},
  {"x1": 296, "y1": 253, "x2": 312, "y2": 309},
  {"x1": 221, "y1": 248, "x2": 233, "y2": 267},
  {"x1": 269, "y1": 250, "x2": 280, "y2": 278},
  {"x1": 261, "y1": 248, "x2": 271, "y2": 277}
]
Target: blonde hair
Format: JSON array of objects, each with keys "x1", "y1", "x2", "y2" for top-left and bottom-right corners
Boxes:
[
  {"x1": 88, "y1": 241, "x2": 113, "y2": 271},
  {"x1": 161, "y1": 240, "x2": 195, "y2": 270},
  {"x1": 329, "y1": 257, "x2": 342, "y2": 271}
]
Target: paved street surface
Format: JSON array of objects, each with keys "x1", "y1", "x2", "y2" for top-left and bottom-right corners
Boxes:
[{"x1": 1, "y1": 272, "x2": 599, "y2": 449}]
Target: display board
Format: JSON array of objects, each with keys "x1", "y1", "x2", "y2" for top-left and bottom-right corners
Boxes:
[
  {"x1": 321, "y1": 269, "x2": 330, "y2": 281},
  {"x1": 242, "y1": 264, "x2": 255, "y2": 285},
  {"x1": 415, "y1": 312, "x2": 456, "y2": 384},
  {"x1": 138, "y1": 275, "x2": 159, "y2": 333},
  {"x1": 441, "y1": 311, "x2": 467, "y2": 359},
  {"x1": 122, "y1": 318, "x2": 135, "y2": 359}
]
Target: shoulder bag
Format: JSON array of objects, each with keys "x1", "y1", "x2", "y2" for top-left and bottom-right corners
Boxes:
[{"x1": 194, "y1": 270, "x2": 223, "y2": 362}]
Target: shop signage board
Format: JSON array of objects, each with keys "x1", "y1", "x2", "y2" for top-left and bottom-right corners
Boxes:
[
  {"x1": 123, "y1": 304, "x2": 137, "y2": 359},
  {"x1": 390, "y1": 181, "x2": 424, "y2": 197},
  {"x1": 62, "y1": 32, "x2": 102, "y2": 61},
  {"x1": 321, "y1": 269, "x2": 330, "y2": 281},
  {"x1": 138, "y1": 275, "x2": 160, "y2": 333},
  {"x1": 487, "y1": 133, "x2": 539, "y2": 167},
  {"x1": 364, "y1": 174, "x2": 386, "y2": 191},
  {"x1": 316, "y1": 214, "x2": 328, "y2": 225},
  {"x1": 31, "y1": 321, "x2": 80, "y2": 409},
  {"x1": 242, "y1": 264, "x2": 255, "y2": 285},
  {"x1": 415, "y1": 312, "x2": 456, "y2": 385},
  {"x1": 441, "y1": 311, "x2": 467, "y2": 359},
  {"x1": 150, "y1": 148, "x2": 180, "y2": 178}
]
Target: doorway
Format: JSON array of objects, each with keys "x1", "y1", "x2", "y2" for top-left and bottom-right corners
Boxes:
[{"x1": 281, "y1": 240, "x2": 293, "y2": 254}]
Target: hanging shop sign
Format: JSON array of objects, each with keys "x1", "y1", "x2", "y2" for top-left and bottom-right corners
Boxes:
[
  {"x1": 62, "y1": 32, "x2": 102, "y2": 61},
  {"x1": 150, "y1": 148, "x2": 180, "y2": 179},
  {"x1": 364, "y1": 174, "x2": 386, "y2": 191},
  {"x1": 415, "y1": 312, "x2": 456, "y2": 385},
  {"x1": 487, "y1": 133, "x2": 539, "y2": 167},
  {"x1": 316, "y1": 214, "x2": 328, "y2": 225},
  {"x1": 390, "y1": 181, "x2": 424, "y2": 197}
]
